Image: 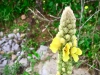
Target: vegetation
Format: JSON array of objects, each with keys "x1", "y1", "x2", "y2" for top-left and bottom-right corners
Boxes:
[{"x1": 0, "y1": 0, "x2": 100, "y2": 75}]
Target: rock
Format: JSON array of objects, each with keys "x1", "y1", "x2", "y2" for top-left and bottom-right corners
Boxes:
[
  {"x1": 11, "y1": 54, "x2": 17, "y2": 61},
  {"x1": 2, "y1": 60, "x2": 7, "y2": 66},
  {"x1": 0, "y1": 32, "x2": 3, "y2": 37},
  {"x1": 2, "y1": 45, "x2": 10, "y2": 52},
  {"x1": 19, "y1": 58, "x2": 29, "y2": 67},
  {"x1": 16, "y1": 51, "x2": 21, "y2": 56},
  {"x1": 8, "y1": 39, "x2": 12, "y2": 45},
  {"x1": 0, "y1": 55, "x2": 2, "y2": 60},
  {"x1": 41, "y1": 59, "x2": 57, "y2": 75},
  {"x1": 34, "y1": 59, "x2": 57, "y2": 75},
  {"x1": 0, "y1": 39, "x2": 6, "y2": 45},
  {"x1": 8, "y1": 33, "x2": 15, "y2": 39},
  {"x1": 0, "y1": 51, "x2": 5, "y2": 54},
  {"x1": 37, "y1": 45, "x2": 48, "y2": 60},
  {"x1": 72, "y1": 68, "x2": 91, "y2": 75},
  {"x1": 13, "y1": 44, "x2": 20, "y2": 51},
  {"x1": 20, "y1": 34, "x2": 26, "y2": 39},
  {"x1": 21, "y1": 14, "x2": 26, "y2": 20}
]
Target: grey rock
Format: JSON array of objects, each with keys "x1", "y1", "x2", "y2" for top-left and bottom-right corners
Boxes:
[
  {"x1": 4, "y1": 42, "x2": 9, "y2": 46},
  {"x1": 16, "y1": 51, "x2": 21, "y2": 56},
  {"x1": 2, "y1": 60, "x2": 7, "y2": 66},
  {"x1": 2, "y1": 45, "x2": 10, "y2": 52},
  {"x1": 8, "y1": 39, "x2": 12, "y2": 45},
  {"x1": 8, "y1": 33, "x2": 15, "y2": 39},
  {"x1": 0, "y1": 32, "x2": 3, "y2": 37},
  {"x1": 19, "y1": 58, "x2": 29, "y2": 67},
  {"x1": 37, "y1": 45, "x2": 48, "y2": 60},
  {"x1": 0, "y1": 39, "x2": 6, "y2": 45},
  {"x1": 13, "y1": 44, "x2": 20, "y2": 51},
  {"x1": 0, "y1": 55, "x2": 2, "y2": 60}
]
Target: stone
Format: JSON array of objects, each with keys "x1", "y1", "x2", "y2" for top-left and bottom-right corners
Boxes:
[
  {"x1": 8, "y1": 33, "x2": 15, "y2": 39},
  {"x1": 16, "y1": 51, "x2": 21, "y2": 56},
  {"x1": 19, "y1": 58, "x2": 29, "y2": 67},
  {"x1": 8, "y1": 39, "x2": 12, "y2": 45},
  {"x1": 72, "y1": 68, "x2": 91, "y2": 75},
  {"x1": 2, "y1": 45, "x2": 10, "y2": 52},
  {"x1": 11, "y1": 54, "x2": 17, "y2": 61},
  {"x1": 0, "y1": 32, "x2": 3, "y2": 37},
  {"x1": 21, "y1": 14, "x2": 26, "y2": 20},
  {"x1": 13, "y1": 44, "x2": 20, "y2": 51},
  {"x1": 37, "y1": 45, "x2": 48, "y2": 60},
  {"x1": 0, "y1": 55, "x2": 2, "y2": 60},
  {"x1": 0, "y1": 51, "x2": 5, "y2": 54},
  {"x1": 2, "y1": 60, "x2": 7, "y2": 66}
]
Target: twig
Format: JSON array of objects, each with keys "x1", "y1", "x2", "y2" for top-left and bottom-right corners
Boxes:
[
  {"x1": 28, "y1": 8, "x2": 49, "y2": 22},
  {"x1": 78, "y1": 0, "x2": 84, "y2": 41},
  {"x1": 86, "y1": 63, "x2": 100, "y2": 72}
]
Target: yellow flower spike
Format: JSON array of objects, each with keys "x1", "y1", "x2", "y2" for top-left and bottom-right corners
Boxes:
[
  {"x1": 71, "y1": 47, "x2": 82, "y2": 62},
  {"x1": 63, "y1": 43, "x2": 70, "y2": 62},
  {"x1": 50, "y1": 37, "x2": 61, "y2": 53},
  {"x1": 56, "y1": 71, "x2": 60, "y2": 75}
]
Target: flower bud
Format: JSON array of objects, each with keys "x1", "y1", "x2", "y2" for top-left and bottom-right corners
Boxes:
[
  {"x1": 68, "y1": 42, "x2": 72, "y2": 47},
  {"x1": 65, "y1": 34, "x2": 70, "y2": 41},
  {"x1": 60, "y1": 38, "x2": 66, "y2": 45},
  {"x1": 67, "y1": 24, "x2": 73, "y2": 29},
  {"x1": 62, "y1": 68, "x2": 65, "y2": 72},
  {"x1": 69, "y1": 29, "x2": 76, "y2": 35},
  {"x1": 72, "y1": 39, "x2": 77, "y2": 47},
  {"x1": 72, "y1": 24, "x2": 76, "y2": 28},
  {"x1": 63, "y1": 28, "x2": 68, "y2": 33},
  {"x1": 56, "y1": 31, "x2": 63, "y2": 37},
  {"x1": 71, "y1": 35, "x2": 77, "y2": 41}
]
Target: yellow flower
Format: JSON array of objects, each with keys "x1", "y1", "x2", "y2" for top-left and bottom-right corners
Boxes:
[
  {"x1": 85, "y1": 6, "x2": 88, "y2": 10},
  {"x1": 63, "y1": 43, "x2": 70, "y2": 62},
  {"x1": 71, "y1": 47, "x2": 82, "y2": 62},
  {"x1": 50, "y1": 37, "x2": 61, "y2": 53}
]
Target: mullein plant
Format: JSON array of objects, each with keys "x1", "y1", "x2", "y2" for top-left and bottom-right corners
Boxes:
[{"x1": 50, "y1": 7, "x2": 82, "y2": 75}]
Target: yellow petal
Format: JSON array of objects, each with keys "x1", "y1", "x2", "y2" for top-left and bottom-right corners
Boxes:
[
  {"x1": 71, "y1": 47, "x2": 77, "y2": 54},
  {"x1": 50, "y1": 44, "x2": 58, "y2": 53},
  {"x1": 63, "y1": 50, "x2": 69, "y2": 62},
  {"x1": 65, "y1": 43, "x2": 70, "y2": 50},
  {"x1": 63, "y1": 55, "x2": 69, "y2": 62},
  {"x1": 76, "y1": 48, "x2": 82, "y2": 55},
  {"x1": 72, "y1": 54, "x2": 79, "y2": 62}
]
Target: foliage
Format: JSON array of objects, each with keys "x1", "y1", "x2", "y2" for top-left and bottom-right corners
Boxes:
[
  {"x1": 3, "y1": 62, "x2": 21, "y2": 75},
  {"x1": 0, "y1": 0, "x2": 34, "y2": 26}
]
